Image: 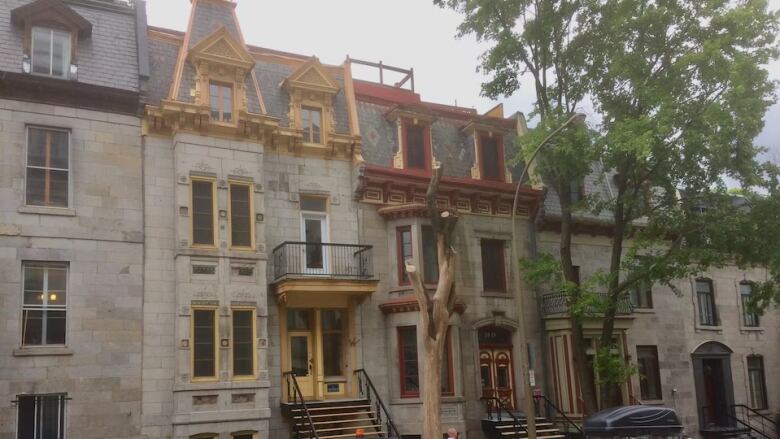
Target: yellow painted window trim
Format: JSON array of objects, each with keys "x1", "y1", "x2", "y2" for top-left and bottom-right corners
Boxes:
[
  {"x1": 228, "y1": 181, "x2": 255, "y2": 251},
  {"x1": 231, "y1": 432, "x2": 258, "y2": 439},
  {"x1": 299, "y1": 103, "x2": 325, "y2": 145},
  {"x1": 191, "y1": 307, "x2": 219, "y2": 382},
  {"x1": 230, "y1": 306, "x2": 257, "y2": 381},
  {"x1": 190, "y1": 176, "x2": 218, "y2": 249}
]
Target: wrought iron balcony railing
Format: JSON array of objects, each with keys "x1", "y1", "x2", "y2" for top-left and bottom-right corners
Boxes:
[
  {"x1": 272, "y1": 241, "x2": 373, "y2": 280},
  {"x1": 541, "y1": 292, "x2": 634, "y2": 316}
]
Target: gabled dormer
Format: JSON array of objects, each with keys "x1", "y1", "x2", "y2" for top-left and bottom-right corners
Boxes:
[
  {"x1": 385, "y1": 105, "x2": 436, "y2": 173},
  {"x1": 461, "y1": 105, "x2": 515, "y2": 183},
  {"x1": 188, "y1": 26, "x2": 256, "y2": 126},
  {"x1": 11, "y1": 0, "x2": 92, "y2": 80},
  {"x1": 282, "y1": 57, "x2": 341, "y2": 146}
]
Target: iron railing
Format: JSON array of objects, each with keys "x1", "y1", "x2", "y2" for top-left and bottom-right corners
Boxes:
[
  {"x1": 730, "y1": 405, "x2": 777, "y2": 439},
  {"x1": 534, "y1": 394, "x2": 584, "y2": 437},
  {"x1": 284, "y1": 372, "x2": 318, "y2": 439},
  {"x1": 273, "y1": 241, "x2": 373, "y2": 280},
  {"x1": 354, "y1": 369, "x2": 400, "y2": 439},
  {"x1": 541, "y1": 292, "x2": 633, "y2": 316},
  {"x1": 481, "y1": 396, "x2": 527, "y2": 437}
]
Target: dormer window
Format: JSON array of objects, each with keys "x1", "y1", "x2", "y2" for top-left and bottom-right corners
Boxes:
[
  {"x1": 404, "y1": 123, "x2": 428, "y2": 170},
  {"x1": 31, "y1": 27, "x2": 70, "y2": 78},
  {"x1": 479, "y1": 134, "x2": 504, "y2": 181},
  {"x1": 301, "y1": 106, "x2": 322, "y2": 144},
  {"x1": 209, "y1": 81, "x2": 233, "y2": 123}
]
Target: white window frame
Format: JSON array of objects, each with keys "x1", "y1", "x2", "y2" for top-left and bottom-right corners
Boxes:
[
  {"x1": 31, "y1": 26, "x2": 71, "y2": 79},
  {"x1": 21, "y1": 262, "x2": 68, "y2": 347},
  {"x1": 24, "y1": 126, "x2": 72, "y2": 209}
]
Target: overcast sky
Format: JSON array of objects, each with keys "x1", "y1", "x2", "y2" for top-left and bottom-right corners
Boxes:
[{"x1": 145, "y1": 0, "x2": 780, "y2": 164}]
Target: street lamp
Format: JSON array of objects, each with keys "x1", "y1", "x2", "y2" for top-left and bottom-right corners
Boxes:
[{"x1": 511, "y1": 112, "x2": 586, "y2": 439}]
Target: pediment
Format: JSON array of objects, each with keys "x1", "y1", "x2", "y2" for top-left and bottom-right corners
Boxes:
[
  {"x1": 282, "y1": 57, "x2": 340, "y2": 95},
  {"x1": 188, "y1": 26, "x2": 254, "y2": 70},
  {"x1": 11, "y1": 0, "x2": 92, "y2": 37}
]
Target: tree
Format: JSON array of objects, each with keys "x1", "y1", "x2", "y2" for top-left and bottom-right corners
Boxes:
[
  {"x1": 405, "y1": 164, "x2": 459, "y2": 439},
  {"x1": 439, "y1": 0, "x2": 780, "y2": 410}
]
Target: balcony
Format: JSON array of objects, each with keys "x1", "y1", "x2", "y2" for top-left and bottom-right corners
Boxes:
[
  {"x1": 272, "y1": 241, "x2": 374, "y2": 280},
  {"x1": 541, "y1": 292, "x2": 633, "y2": 316}
]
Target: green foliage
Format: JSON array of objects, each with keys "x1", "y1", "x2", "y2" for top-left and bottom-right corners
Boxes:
[{"x1": 594, "y1": 346, "x2": 638, "y2": 387}]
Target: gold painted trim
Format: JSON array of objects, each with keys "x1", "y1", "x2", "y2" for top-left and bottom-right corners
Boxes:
[
  {"x1": 190, "y1": 176, "x2": 218, "y2": 249},
  {"x1": 230, "y1": 307, "x2": 258, "y2": 381},
  {"x1": 190, "y1": 306, "x2": 220, "y2": 383},
  {"x1": 228, "y1": 180, "x2": 256, "y2": 251}
]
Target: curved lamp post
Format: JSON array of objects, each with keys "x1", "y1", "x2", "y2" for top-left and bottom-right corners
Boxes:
[{"x1": 511, "y1": 112, "x2": 586, "y2": 439}]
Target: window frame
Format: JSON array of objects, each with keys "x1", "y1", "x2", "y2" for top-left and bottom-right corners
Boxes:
[
  {"x1": 421, "y1": 225, "x2": 439, "y2": 285},
  {"x1": 190, "y1": 176, "x2": 218, "y2": 248},
  {"x1": 396, "y1": 226, "x2": 413, "y2": 286},
  {"x1": 695, "y1": 278, "x2": 719, "y2": 326},
  {"x1": 191, "y1": 307, "x2": 219, "y2": 382},
  {"x1": 209, "y1": 80, "x2": 234, "y2": 124},
  {"x1": 231, "y1": 432, "x2": 258, "y2": 439},
  {"x1": 230, "y1": 307, "x2": 256, "y2": 380},
  {"x1": 480, "y1": 238, "x2": 507, "y2": 293},
  {"x1": 398, "y1": 325, "x2": 420, "y2": 398},
  {"x1": 477, "y1": 133, "x2": 505, "y2": 182},
  {"x1": 228, "y1": 181, "x2": 255, "y2": 250},
  {"x1": 441, "y1": 327, "x2": 455, "y2": 397},
  {"x1": 301, "y1": 105, "x2": 324, "y2": 144},
  {"x1": 628, "y1": 279, "x2": 654, "y2": 309},
  {"x1": 21, "y1": 261, "x2": 68, "y2": 348},
  {"x1": 25, "y1": 126, "x2": 72, "y2": 209},
  {"x1": 739, "y1": 282, "x2": 760, "y2": 328},
  {"x1": 636, "y1": 345, "x2": 662, "y2": 400},
  {"x1": 402, "y1": 120, "x2": 431, "y2": 171},
  {"x1": 30, "y1": 26, "x2": 71, "y2": 79},
  {"x1": 747, "y1": 355, "x2": 768, "y2": 410},
  {"x1": 16, "y1": 393, "x2": 68, "y2": 439}
]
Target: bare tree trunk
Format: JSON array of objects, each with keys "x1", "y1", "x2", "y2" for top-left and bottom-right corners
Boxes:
[
  {"x1": 406, "y1": 165, "x2": 458, "y2": 439},
  {"x1": 559, "y1": 184, "x2": 599, "y2": 415}
]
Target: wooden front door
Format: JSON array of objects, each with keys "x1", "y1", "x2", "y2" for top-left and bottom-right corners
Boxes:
[
  {"x1": 288, "y1": 331, "x2": 314, "y2": 398},
  {"x1": 480, "y1": 348, "x2": 517, "y2": 410}
]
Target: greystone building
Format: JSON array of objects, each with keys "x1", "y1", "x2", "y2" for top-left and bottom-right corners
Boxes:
[{"x1": 0, "y1": 1, "x2": 777, "y2": 439}]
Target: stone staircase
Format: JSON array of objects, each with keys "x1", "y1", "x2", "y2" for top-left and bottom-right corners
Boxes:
[
  {"x1": 285, "y1": 398, "x2": 396, "y2": 439},
  {"x1": 482, "y1": 416, "x2": 570, "y2": 439}
]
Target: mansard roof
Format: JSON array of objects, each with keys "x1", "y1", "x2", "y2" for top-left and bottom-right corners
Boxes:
[{"x1": 11, "y1": 0, "x2": 92, "y2": 37}]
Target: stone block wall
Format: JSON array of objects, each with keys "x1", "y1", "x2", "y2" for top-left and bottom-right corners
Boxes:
[{"x1": 0, "y1": 100, "x2": 144, "y2": 439}]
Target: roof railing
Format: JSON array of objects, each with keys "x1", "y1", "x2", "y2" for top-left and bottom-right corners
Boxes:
[{"x1": 347, "y1": 57, "x2": 415, "y2": 91}]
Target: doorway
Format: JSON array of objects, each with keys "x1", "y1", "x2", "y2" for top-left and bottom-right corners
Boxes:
[
  {"x1": 692, "y1": 342, "x2": 735, "y2": 429},
  {"x1": 478, "y1": 326, "x2": 517, "y2": 410}
]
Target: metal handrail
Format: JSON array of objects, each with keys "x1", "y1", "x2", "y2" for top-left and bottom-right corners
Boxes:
[
  {"x1": 481, "y1": 396, "x2": 527, "y2": 437},
  {"x1": 354, "y1": 369, "x2": 400, "y2": 438},
  {"x1": 272, "y1": 241, "x2": 374, "y2": 280},
  {"x1": 284, "y1": 371, "x2": 319, "y2": 439},
  {"x1": 534, "y1": 394, "x2": 584, "y2": 435},
  {"x1": 541, "y1": 292, "x2": 633, "y2": 316},
  {"x1": 730, "y1": 404, "x2": 777, "y2": 439}
]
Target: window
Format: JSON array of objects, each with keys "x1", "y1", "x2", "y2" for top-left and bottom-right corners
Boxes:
[
  {"x1": 696, "y1": 279, "x2": 718, "y2": 326},
  {"x1": 480, "y1": 239, "x2": 506, "y2": 292},
  {"x1": 31, "y1": 27, "x2": 70, "y2": 78},
  {"x1": 191, "y1": 179, "x2": 216, "y2": 246},
  {"x1": 422, "y1": 226, "x2": 439, "y2": 284},
  {"x1": 22, "y1": 262, "x2": 67, "y2": 347},
  {"x1": 398, "y1": 326, "x2": 419, "y2": 397},
  {"x1": 209, "y1": 81, "x2": 233, "y2": 123},
  {"x1": 232, "y1": 309, "x2": 254, "y2": 378},
  {"x1": 192, "y1": 309, "x2": 217, "y2": 379},
  {"x1": 628, "y1": 279, "x2": 653, "y2": 309},
  {"x1": 441, "y1": 327, "x2": 454, "y2": 396},
  {"x1": 231, "y1": 433, "x2": 257, "y2": 439},
  {"x1": 17, "y1": 393, "x2": 67, "y2": 439},
  {"x1": 397, "y1": 226, "x2": 413, "y2": 285},
  {"x1": 740, "y1": 282, "x2": 759, "y2": 327},
  {"x1": 570, "y1": 179, "x2": 585, "y2": 203},
  {"x1": 26, "y1": 127, "x2": 69, "y2": 208},
  {"x1": 747, "y1": 356, "x2": 767, "y2": 410},
  {"x1": 322, "y1": 310, "x2": 344, "y2": 377},
  {"x1": 479, "y1": 135, "x2": 503, "y2": 181},
  {"x1": 229, "y1": 183, "x2": 253, "y2": 249},
  {"x1": 404, "y1": 123, "x2": 427, "y2": 170},
  {"x1": 637, "y1": 346, "x2": 662, "y2": 400},
  {"x1": 301, "y1": 107, "x2": 322, "y2": 143}
]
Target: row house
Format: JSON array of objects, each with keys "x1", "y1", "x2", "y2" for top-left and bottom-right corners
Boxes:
[
  {"x1": 0, "y1": 0, "x2": 147, "y2": 438},
  {"x1": 0, "y1": 0, "x2": 776, "y2": 438}
]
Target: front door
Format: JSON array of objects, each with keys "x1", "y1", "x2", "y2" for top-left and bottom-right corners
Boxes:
[
  {"x1": 288, "y1": 332, "x2": 314, "y2": 399},
  {"x1": 478, "y1": 326, "x2": 516, "y2": 410},
  {"x1": 301, "y1": 213, "x2": 328, "y2": 274},
  {"x1": 692, "y1": 342, "x2": 735, "y2": 429}
]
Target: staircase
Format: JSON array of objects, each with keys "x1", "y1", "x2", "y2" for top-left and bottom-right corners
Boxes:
[
  {"x1": 283, "y1": 371, "x2": 400, "y2": 439},
  {"x1": 481, "y1": 396, "x2": 584, "y2": 439}
]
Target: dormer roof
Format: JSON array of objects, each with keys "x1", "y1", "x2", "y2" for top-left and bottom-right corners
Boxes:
[
  {"x1": 187, "y1": 26, "x2": 254, "y2": 71},
  {"x1": 11, "y1": 0, "x2": 92, "y2": 37},
  {"x1": 282, "y1": 57, "x2": 340, "y2": 95}
]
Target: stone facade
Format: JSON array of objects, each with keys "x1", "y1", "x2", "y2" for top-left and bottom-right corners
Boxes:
[{"x1": 1, "y1": 1, "x2": 777, "y2": 439}]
